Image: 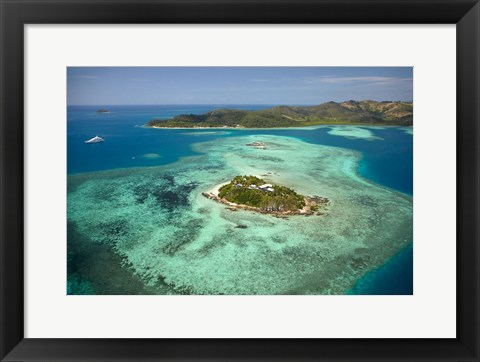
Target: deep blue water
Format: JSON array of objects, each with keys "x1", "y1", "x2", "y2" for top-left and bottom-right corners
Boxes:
[
  {"x1": 68, "y1": 104, "x2": 413, "y2": 295},
  {"x1": 348, "y1": 243, "x2": 413, "y2": 295}
]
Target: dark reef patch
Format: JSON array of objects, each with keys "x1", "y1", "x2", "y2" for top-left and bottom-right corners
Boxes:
[
  {"x1": 160, "y1": 218, "x2": 203, "y2": 256},
  {"x1": 67, "y1": 221, "x2": 173, "y2": 295},
  {"x1": 96, "y1": 219, "x2": 129, "y2": 246},
  {"x1": 352, "y1": 195, "x2": 379, "y2": 208},
  {"x1": 133, "y1": 176, "x2": 198, "y2": 211}
]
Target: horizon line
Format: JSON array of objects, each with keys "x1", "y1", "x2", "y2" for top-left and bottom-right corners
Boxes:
[{"x1": 68, "y1": 100, "x2": 414, "y2": 107}]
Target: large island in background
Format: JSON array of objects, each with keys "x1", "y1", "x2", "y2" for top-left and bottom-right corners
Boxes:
[{"x1": 147, "y1": 100, "x2": 413, "y2": 128}]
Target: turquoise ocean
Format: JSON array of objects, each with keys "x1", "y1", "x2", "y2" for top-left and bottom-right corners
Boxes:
[{"x1": 67, "y1": 105, "x2": 413, "y2": 295}]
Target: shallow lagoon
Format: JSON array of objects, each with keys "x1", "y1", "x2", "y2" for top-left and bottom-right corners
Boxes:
[{"x1": 67, "y1": 105, "x2": 413, "y2": 295}]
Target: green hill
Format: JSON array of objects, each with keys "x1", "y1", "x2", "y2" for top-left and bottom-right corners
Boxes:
[{"x1": 147, "y1": 100, "x2": 413, "y2": 128}]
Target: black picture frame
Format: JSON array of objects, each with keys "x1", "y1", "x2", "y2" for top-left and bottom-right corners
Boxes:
[{"x1": 1, "y1": 1, "x2": 479, "y2": 361}]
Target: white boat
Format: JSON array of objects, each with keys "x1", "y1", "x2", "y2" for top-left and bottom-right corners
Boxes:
[{"x1": 85, "y1": 136, "x2": 105, "y2": 144}]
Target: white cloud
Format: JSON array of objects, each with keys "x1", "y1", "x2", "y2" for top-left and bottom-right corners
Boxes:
[{"x1": 306, "y1": 76, "x2": 412, "y2": 85}]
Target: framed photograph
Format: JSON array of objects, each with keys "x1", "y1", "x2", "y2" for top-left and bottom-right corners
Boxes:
[{"x1": 0, "y1": 0, "x2": 479, "y2": 361}]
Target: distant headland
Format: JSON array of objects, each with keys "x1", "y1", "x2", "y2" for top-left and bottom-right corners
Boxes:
[
  {"x1": 202, "y1": 175, "x2": 329, "y2": 217},
  {"x1": 96, "y1": 109, "x2": 110, "y2": 114},
  {"x1": 147, "y1": 100, "x2": 413, "y2": 129}
]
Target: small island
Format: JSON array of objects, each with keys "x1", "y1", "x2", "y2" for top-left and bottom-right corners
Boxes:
[
  {"x1": 96, "y1": 109, "x2": 110, "y2": 114},
  {"x1": 202, "y1": 175, "x2": 329, "y2": 216}
]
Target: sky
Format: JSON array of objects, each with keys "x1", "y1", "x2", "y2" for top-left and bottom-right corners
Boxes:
[{"x1": 67, "y1": 67, "x2": 413, "y2": 106}]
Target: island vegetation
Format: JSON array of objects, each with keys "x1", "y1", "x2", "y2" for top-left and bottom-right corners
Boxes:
[
  {"x1": 202, "y1": 175, "x2": 329, "y2": 216},
  {"x1": 96, "y1": 109, "x2": 110, "y2": 114},
  {"x1": 147, "y1": 100, "x2": 413, "y2": 128}
]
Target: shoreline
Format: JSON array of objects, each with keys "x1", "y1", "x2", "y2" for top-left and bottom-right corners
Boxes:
[
  {"x1": 146, "y1": 124, "x2": 412, "y2": 130},
  {"x1": 201, "y1": 180, "x2": 330, "y2": 218}
]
